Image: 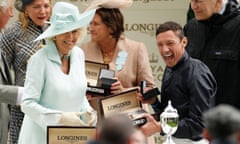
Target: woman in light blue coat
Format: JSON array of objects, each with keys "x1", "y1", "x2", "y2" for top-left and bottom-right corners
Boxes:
[{"x1": 18, "y1": 2, "x2": 97, "y2": 144}]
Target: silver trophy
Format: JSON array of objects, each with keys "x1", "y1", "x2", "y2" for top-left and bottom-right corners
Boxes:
[{"x1": 160, "y1": 100, "x2": 179, "y2": 144}]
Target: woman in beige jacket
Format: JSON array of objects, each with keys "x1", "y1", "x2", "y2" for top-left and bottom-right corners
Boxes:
[
  {"x1": 81, "y1": 6, "x2": 155, "y2": 143},
  {"x1": 81, "y1": 7, "x2": 155, "y2": 93}
]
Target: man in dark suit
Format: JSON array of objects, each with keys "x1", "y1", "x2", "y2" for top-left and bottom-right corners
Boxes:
[
  {"x1": 0, "y1": 0, "x2": 23, "y2": 143},
  {"x1": 184, "y1": 0, "x2": 240, "y2": 109}
]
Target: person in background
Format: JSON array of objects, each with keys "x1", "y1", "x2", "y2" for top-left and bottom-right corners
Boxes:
[
  {"x1": 0, "y1": 0, "x2": 24, "y2": 143},
  {"x1": 138, "y1": 21, "x2": 216, "y2": 143},
  {"x1": 184, "y1": 0, "x2": 240, "y2": 109},
  {"x1": 18, "y1": 2, "x2": 97, "y2": 144},
  {"x1": 131, "y1": 128, "x2": 147, "y2": 144},
  {"x1": 0, "y1": 0, "x2": 13, "y2": 28},
  {"x1": 186, "y1": 3, "x2": 195, "y2": 22},
  {"x1": 87, "y1": 113, "x2": 146, "y2": 144},
  {"x1": 0, "y1": 0, "x2": 52, "y2": 143},
  {"x1": 202, "y1": 104, "x2": 240, "y2": 144}
]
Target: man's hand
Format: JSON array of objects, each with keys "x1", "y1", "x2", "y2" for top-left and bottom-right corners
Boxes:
[
  {"x1": 139, "y1": 113, "x2": 161, "y2": 137},
  {"x1": 137, "y1": 88, "x2": 157, "y2": 105}
]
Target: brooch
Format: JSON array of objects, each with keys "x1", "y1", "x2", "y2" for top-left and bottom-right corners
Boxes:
[{"x1": 116, "y1": 50, "x2": 128, "y2": 71}]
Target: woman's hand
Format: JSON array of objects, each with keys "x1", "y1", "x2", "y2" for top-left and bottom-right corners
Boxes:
[
  {"x1": 58, "y1": 112, "x2": 88, "y2": 126},
  {"x1": 110, "y1": 77, "x2": 124, "y2": 94},
  {"x1": 86, "y1": 93, "x2": 94, "y2": 100}
]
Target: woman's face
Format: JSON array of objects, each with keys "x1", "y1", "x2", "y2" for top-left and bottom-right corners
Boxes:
[
  {"x1": 89, "y1": 14, "x2": 112, "y2": 43},
  {"x1": 55, "y1": 29, "x2": 81, "y2": 54},
  {"x1": 25, "y1": 0, "x2": 51, "y2": 26}
]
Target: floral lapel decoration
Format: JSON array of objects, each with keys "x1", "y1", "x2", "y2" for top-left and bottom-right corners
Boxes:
[{"x1": 116, "y1": 50, "x2": 128, "y2": 71}]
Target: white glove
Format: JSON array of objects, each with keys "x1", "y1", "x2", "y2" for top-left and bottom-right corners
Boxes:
[
  {"x1": 16, "y1": 87, "x2": 24, "y2": 105},
  {"x1": 58, "y1": 112, "x2": 88, "y2": 126},
  {"x1": 80, "y1": 110, "x2": 97, "y2": 126}
]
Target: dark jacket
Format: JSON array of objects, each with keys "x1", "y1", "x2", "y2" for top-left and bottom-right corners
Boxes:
[
  {"x1": 184, "y1": 0, "x2": 240, "y2": 109},
  {"x1": 152, "y1": 52, "x2": 216, "y2": 141},
  {"x1": 210, "y1": 139, "x2": 238, "y2": 144}
]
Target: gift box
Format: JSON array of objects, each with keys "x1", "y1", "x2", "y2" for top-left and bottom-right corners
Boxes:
[
  {"x1": 47, "y1": 126, "x2": 96, "y2": 144},
  {"x1": 85, "y1": 61, "x2": 116, "y2": 96},
  {"x1": 99, "y1": 88, "x2": 147, "y2": 126}
]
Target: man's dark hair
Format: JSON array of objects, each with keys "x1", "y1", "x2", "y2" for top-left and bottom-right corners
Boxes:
[
  {"x1": 203, "y1": 104, "x2": 240, "y2": 139},
  {"x1": 98, "y1": 113, "x2": 135, "y2": 144},
  {"x1": 156, "y1": 21, "x2": 184, "y2": 41}
]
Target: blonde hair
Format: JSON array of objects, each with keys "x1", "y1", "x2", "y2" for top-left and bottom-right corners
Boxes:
[
  {"x1": 37, "y1": 27, "x2": 87, "y2": 50},
  {"x1": 47, "y1": 27, "x2": 87, "y2": 44},
  {"x1": 18, "y1": 12, "x2": 28, "y2": 29},
  {"x1": 18, "y1": 0, "x2": 52, "y2": 29}
]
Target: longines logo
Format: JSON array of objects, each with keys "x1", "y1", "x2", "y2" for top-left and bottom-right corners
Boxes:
[
  {"x1": 57, "y1": 135, "x2": 88, "y2": 144},
  {"x1": 107, "y1": 100, "x2": 131, "y2": 111},
  {"x1": 125, "y1": 23, "x2": 161, "y2": 36},
  {"x1": 149, "y1": 53, "x2": 164, "y2": 82},
  {"x1": 86, "y1": 70, "x2": 98, "y2": 77}
]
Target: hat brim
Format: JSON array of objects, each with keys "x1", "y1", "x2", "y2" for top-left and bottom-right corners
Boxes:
[
  {"x1": 85, "y1": 0, "x2": 133, "y2": 11},
  {"x1": 34, "y1": 9, "x2": 96, "y2": 41}
]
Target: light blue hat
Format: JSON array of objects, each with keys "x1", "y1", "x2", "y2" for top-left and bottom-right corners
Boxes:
[{"x1": 35, "y1": 2, "x2": 96, "y2": 41}]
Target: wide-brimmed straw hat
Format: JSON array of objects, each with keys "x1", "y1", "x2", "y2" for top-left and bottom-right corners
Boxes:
[
  {"x1": 85, "y1": 0, "x2": 133, "y2": 11},
  {"x1": 35, "y1": 2, "x2": 96, "y2": 41}
]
